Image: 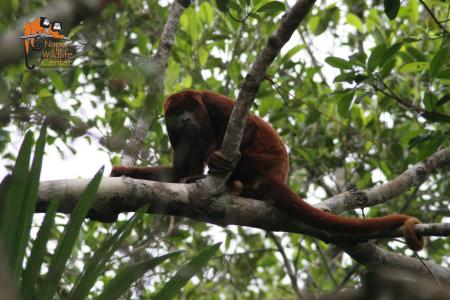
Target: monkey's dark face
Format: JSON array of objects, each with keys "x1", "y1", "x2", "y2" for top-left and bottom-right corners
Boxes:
[
  {"x1": 52, "y1": 22, "x2": 61, "y2": 32},
  {"x1": 165, "y1": 101, "x2": 201, "y2": 135},
  {"x1": 40, "y1": 17, "x2": 50, "y2": 28},
  {"x1": 164, "y1": 92, "x2": 214, "y2": 149}
]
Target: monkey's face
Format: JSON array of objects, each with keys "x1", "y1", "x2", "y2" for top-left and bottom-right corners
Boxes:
[
  {"x1": 164, "y1": 92, "x2": 214, "y2": 148},
  {"x1": 165, "y1": 102, "x2": 201, "y2": 136},
  {"x1": 52, "y1": 22, "x2": 61, "y2": 31},
  {"x1": 41, "y1": 18, "x2": 50, "y2": 28}
]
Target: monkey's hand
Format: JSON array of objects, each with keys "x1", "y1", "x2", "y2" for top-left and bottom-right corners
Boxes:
[{"x1": 207, "y1": 151, "x2": 235, "y2": 174}]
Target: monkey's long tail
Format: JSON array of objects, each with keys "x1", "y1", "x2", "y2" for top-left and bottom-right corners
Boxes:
[{"x1": 269, "y1": 179, "x2": 424, "y2": 250}]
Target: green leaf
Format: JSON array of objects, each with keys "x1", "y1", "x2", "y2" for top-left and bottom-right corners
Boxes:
[
  {"x1": 114, "y1": 34, "x2": 126, "y2": 56},
  {"x1": 379, "y1": 58, "x2": 396, "y2": 78},
  {"x1": 430, "y1": 47, "x2": 449, "y2": 77},
  {"x1": 255, "y1": 1, "x2": 285, "y2": 14},
  {"x1": 180, "y1": 8, "x2": 199, "y2": 41},
  {"x1": 21, "y1": 200, "x2": 59, "y2": 300},
  {"x1": 421, "y1": 112, "x2": 450, "y2": 123},
  {"x1": 422, "y1": 91, "x2": 436, "y2": 111},
  {"x1": 282, "y1": 45, "x2": 304, "y2": 63},
  {"x1": 416, "y1": 136, "x2": 443, "y2": 162},
  {"x1": 436, "y1": 94, "x2": 450, "y2": 107},
  {"x1": 198, "y1": 47, "x2": 209, "y2": 67},
  {"x1": 135, "y1": 28, "x2": 149, "y2": 55},
  {"x1": 308, "y1": 15, "x2": 323, "y2": 35},
  {"x1": 390, "y1": 143, "x2": 404, "y2": 161},
  {"x1": 349, "y1": 51, "x2": 367, "y2": 66},
  {"x1": 0, "y1": 176, "x2": 11, "y2": 222},
  {"x1": 406, "y1": 46, "x2": 426, "y2": 61},
  {"x1": 227, "y1": 0, "x2": 241, "y2": 11},
  {"x1": 334, "y1": 72, "x2": 357, "y2": 83},
  {"x1": 399, "y1": 62, "x2": 429, "y2": 73},
  {"x1": 47, "y1": 72, "x2": 65, "y2": 92},
  {"x1": 382, "y1": 43, "x2": 402, "y2": 66},
  {"x1": 0, "y1": 131, "x2": 33, "y2": 281},
  {"x1": 68, "y1": 205, "x2": 149, "y2": 300},
  {"x1": 305, "y1": 107, "x2": 320, "y2": 125},
  {"x1": 384, "y1": 0, "x2": 400, "y2": 20},
  {"x1": 200, "y1": 2, "x2": 214, "y2": 25},
  {"x1": 337, "y1": 91, "x2": 355, "y2": 118},
  {"x1": 38, "y1": 88, "x2": 52, "y2": 98},
  {"x1": 325, "y1": 56, "x2": 353, "y2": 69},
  {"x1": 333, "y1": 72, "x2": 367, "y2": 83},
  {"x1": 346, "y1": 13, "x2": 363, "y2": 32},
  {"x1": 13, "y1": 126, "x2": 46, "y2": 283},
  {"x1": 367, "y1": 43, "x2": 387, "y2": 72},
  {"x1": 38, "y1": 167, "x2": 104, "y2": 300},
  {"x1": 97, "y1": 251, "x2": 183, "y2": 300},
  {"x1": 153, "y1": 243, "x2": 221, "y2": 300},
  {"x1": 436, "y1": 68, "x2": 450, "y2": 80}
]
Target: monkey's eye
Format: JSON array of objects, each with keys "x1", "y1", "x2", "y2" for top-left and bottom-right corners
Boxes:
[
  {"x1": 165, "y1": 114, "x2": 178, "y2": 126},
  {"x1": 186, "y1": 104, "x2": 197, "y2": 112},
  {"x1": 169, "y1": 108, "x2": 181, "y2": 114}
]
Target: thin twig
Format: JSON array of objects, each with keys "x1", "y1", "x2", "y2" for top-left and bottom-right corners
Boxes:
[
  {"x1": 414, "y1": 252, "x2": 442, "y2": 287},
  {"x1": 298, "y1": 27, "x2": 327, "y2": 83},
  {"x1": 371, "y1": 75, "x2": 450, "y2": 121},
  {"x1": 315, "y1": 241, "x2": 338, "y2": 287},
  {"x1": 264, "y1": 75, "x2": 383, "y2": 144},
  {"x1": 418, "y1": 0, "x2": 450, "y2": 35},
  {"x1": 267, "y1": 232, "x2": 305, "y2": 299}
]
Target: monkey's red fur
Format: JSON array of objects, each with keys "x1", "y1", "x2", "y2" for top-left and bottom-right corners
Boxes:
[{"x1": 111, "y1": 90, "x2": 423, "y2": 251}]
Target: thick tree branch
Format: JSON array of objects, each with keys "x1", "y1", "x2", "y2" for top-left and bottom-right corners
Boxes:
[
  {"x1": 318, "y1": 147, "x2": 450, "y2": 214},
  {"x1": 35, "y1": 175, "x2": 450, "y2": 280},
  {"x1": 35, "y1": 174, "x2": 450, "y2": 244},
  {"x1": 36, "y1": 177, "x2": 329, "y2": 239},
  {"x1": 0, "y1": 0, "x2": 114, "y2": 70}
]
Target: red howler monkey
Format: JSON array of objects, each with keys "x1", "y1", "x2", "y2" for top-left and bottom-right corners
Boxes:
[{"x1": 111, "y1": 90, "x2": 424, "y2": 251}]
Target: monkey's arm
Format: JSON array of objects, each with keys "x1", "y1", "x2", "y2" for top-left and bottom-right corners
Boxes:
[{"x1": 110, "y1": 166, "x2": 177, "y2": 182}]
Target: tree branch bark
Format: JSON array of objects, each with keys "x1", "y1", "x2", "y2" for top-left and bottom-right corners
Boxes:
[
  {"x1": 35, "y1": 176, "x2": 450, "y2": 242},
  {"x1": 317, "y1": 147, "x2": 450, "y2": 214},
  {"x1": 34, "y1": 174, "x2": 450, "y2": 281}
]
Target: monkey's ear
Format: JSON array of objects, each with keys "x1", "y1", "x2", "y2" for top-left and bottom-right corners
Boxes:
[{"x1": 200, "y1": 91, "x2": 234, "y2": 117}]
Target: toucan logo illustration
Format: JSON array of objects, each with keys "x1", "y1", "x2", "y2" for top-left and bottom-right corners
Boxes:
[{"x1": 21, "y1": 17, "x2": 69, "y2": 69}]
